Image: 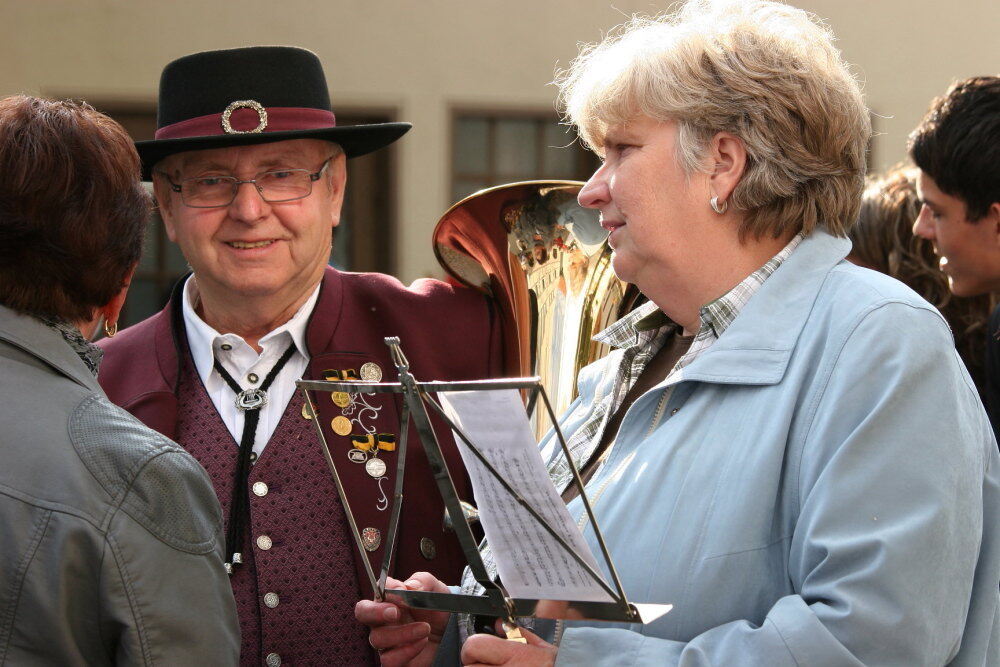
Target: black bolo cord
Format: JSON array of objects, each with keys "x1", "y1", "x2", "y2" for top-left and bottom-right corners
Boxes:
[{"x1": 213, "y1": 343, "x2": 297, "y2": 572}]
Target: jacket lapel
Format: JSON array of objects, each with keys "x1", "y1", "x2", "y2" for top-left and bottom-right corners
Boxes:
[
  {"x1": 679, "y1": 231, "x2": 852, "y2": 386},
  {"x1": 305, "y1": 267, "x2": 344, "y2": 357}
]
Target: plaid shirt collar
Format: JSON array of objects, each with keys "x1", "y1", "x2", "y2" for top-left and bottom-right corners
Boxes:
[{"x1": 595, "y1": 233, "x2": 803, "y2": 352}]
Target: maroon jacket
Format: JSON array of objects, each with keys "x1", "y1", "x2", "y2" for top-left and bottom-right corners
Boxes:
[{"x1": 98, "y1": 266, "x2": 503, "y2": 603}]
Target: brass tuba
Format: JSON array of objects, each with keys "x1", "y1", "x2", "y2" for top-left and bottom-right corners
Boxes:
[{"x1": 434, "y1": 181, "x2": 643, "y2": 440}]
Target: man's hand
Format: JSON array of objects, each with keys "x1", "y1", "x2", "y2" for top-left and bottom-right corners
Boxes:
[
  {"x1": 354, "y1": 572, "x2": 452, "y2": 667},
  {"x1": 461, "y1": 623, "x2": 557, "y2": 666}
]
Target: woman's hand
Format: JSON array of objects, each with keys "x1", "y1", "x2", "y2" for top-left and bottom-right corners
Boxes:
[
  {"x1": 355, "y1": 572, "x2": 452, "y2": 667},
  {"x1": 460, "y1": 622, "x2": 557, "y2": 666}
]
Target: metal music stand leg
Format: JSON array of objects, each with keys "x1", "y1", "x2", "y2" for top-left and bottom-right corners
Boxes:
[{"x1": 384, "y1": 338, "x2": 512, "y2": 616}]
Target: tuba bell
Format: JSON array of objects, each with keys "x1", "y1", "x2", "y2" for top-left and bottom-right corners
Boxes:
[{"x1": 433, "y1": 180, "x2": 643, "y2": 440}]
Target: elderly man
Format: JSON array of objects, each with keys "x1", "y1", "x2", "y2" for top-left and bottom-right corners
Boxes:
[
  {"x1": 910, "y1": 76, "x2": 1000, "y2": 439},
  {"x1": 98, "y1": 46, "x2": 502, "y2": 666}
]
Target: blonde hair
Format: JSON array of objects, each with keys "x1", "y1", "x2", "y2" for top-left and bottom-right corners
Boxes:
[{"x1": 556, "y1": 0, "x2": 871, "y2": 240}]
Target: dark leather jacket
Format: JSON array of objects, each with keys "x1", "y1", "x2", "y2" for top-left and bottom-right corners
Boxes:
[{"x1": 0, "y1": 305, "x2": 239, "y2": 665}]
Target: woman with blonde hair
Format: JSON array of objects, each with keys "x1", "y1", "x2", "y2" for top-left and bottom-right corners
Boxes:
[{"x1": 357, "y1": 1, "x2": 999, "y2": 664}]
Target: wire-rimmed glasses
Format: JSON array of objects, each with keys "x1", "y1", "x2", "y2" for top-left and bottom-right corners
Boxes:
[{"x1": 158, "y1": 156, "x2": 335, "y2": 208}]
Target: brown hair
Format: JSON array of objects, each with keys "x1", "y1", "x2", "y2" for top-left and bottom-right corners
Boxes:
[
  {"x1": 850, "y1": 166, "x2": 993, "y2": 391},
  {"x1": 0, "y1": 96, "x2": 150, "y2": 322}
]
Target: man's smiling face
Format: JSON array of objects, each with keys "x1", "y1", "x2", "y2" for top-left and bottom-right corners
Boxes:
[{"x1": 154, "y1": 139, "x2": 345, "y2": 306}]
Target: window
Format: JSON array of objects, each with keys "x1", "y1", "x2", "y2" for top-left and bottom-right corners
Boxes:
[{"x1": 451, "y1": 112, "x2": 598, "y2": 204}]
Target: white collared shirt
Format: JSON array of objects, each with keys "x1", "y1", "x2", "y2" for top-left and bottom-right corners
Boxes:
[{"x1": 182, "y1": 277, "x2": 319, "y2": 456}]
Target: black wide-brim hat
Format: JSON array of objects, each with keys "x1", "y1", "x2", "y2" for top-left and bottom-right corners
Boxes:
[{"x1": 135, "y1": 46, "x2": 410, "y2": 178}]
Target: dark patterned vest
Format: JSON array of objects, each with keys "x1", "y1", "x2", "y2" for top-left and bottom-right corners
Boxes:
[{"x1": 176, "y1": 354, "x2": 375, "y2": 667}]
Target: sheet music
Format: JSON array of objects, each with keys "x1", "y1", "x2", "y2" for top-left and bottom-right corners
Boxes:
[{"x1": 438, "y1": 389, "x2": 613, "y2": 602}]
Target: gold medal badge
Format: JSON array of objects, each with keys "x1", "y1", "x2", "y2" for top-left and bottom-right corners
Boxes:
[{"x1": 331, "y1": 415, "x2": 352, "y2": 436}]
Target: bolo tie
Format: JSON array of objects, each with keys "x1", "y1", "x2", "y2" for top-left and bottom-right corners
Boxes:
[{"x1": 213, "y1": 343, "x2": 297, "y2": 574}]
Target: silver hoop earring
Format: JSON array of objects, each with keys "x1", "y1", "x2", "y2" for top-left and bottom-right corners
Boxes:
[{"x1": 710, "y1": 196, "x2": 728, "y2": 215}]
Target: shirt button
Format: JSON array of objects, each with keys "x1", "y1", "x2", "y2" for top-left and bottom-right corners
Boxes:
[
  {"x1": 265, "y1": 652, "x2": 281, "y2": 666},
  {"x1": 247, "y1": 372, "x2": 259, "y2": 384},
  {"x1": 670, "y1": 407, "x2": 680, "y2": 415},
  {"x1": 220, "y1": 343, "x2": 232, "y2": 351},
  {"x1": 256, "y1": 535, "x2": 273, "y2": 550},
  {"x1": 264, "y1": 592, "x2": 280, "y2": 608},
  {"x1": 252, "y1": 482, "x2": 269, "y2": 497}
]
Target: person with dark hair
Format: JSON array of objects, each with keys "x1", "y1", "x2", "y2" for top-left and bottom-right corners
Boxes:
[
  {"x1": 849, "y1": 166, "x2": 993, "y2": 395},
  {"x1": 96, "y1": 47, "x2": 502, "y2": 665},
  {"x1": 0, "y1": 96, "x2": 239, "y2": 664},
  {"x1": 910, "y1": 76, "x2": 1000, "y2": 439}
]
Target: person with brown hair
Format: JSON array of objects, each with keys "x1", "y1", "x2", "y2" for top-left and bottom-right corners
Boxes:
[
  {"x1": 0, "y1": 95, "x2": 239, "y2": 664},
  {"x1": 848, "y1": 166, "x2": 993, "y2": 394}
]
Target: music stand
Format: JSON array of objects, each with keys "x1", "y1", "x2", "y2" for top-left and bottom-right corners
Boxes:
[{"x1": 296, "y1": 336, "x2": 672, "y2": 634}]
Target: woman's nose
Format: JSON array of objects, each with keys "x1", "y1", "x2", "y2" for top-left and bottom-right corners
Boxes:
[{"x1": 578, "y1": 164, "x2": 610, "y2": 209}]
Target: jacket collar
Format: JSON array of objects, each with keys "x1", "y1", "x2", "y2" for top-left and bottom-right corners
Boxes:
[
  {"x1": 676, "y1": 229, "x2": 851, "y2": 386},
  {"x1": 305, "y1": 266, "x2": 344, "y2": 357},
  {"x1": 160, "y1": 266, "x2": 345, "y2": 392},
  {"x1": 0, "y1": 305, "x2": 102, "y2": 393}
]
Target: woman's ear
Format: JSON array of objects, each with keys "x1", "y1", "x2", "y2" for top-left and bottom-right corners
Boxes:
[
  {"x1": 100, "y1": 265, "x2": 137, "y2": 334},
  {"x1": 707, "y1": 131, "x2": 747, "y2": 203}
]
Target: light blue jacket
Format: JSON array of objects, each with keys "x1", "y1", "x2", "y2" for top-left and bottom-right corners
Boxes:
[{"x1": 543, "y1": 231, "x2": 999, "y2": 665}]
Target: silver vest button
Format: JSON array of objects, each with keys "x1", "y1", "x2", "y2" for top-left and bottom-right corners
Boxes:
[
  {"x1": 252, "y1": 481, "x2": 269, "y2": 496},
  {"x1": 420, "y1": 537, "x2": 437, "y2": 560},
  {"x1": 256, "y1": 535, "x2": 273, "y2": 551},
  {"x1": 265, "y1": 652, "x2": 281, "y2": 666},
  {"x1": 264, "y1": 592, "x2": 280, "y2": 608}
]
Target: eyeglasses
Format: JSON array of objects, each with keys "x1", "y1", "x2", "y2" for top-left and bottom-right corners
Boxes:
[{"x1": 158, "y1": 156, "x2": 335, "y2": 208}]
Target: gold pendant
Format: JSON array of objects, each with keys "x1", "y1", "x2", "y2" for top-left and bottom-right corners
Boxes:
[{"x1": 331, "y1": 415, "x2": 352, "y2": 436}]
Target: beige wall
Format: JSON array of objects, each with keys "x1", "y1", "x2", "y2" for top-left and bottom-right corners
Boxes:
[{"x1": 2, "y1": 0, "x2": 998, "y2": 281}]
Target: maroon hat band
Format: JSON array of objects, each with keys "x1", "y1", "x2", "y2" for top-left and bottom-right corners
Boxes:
[{"x1": 155, "y1": 100, "x2": 336, "y2": 140}]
